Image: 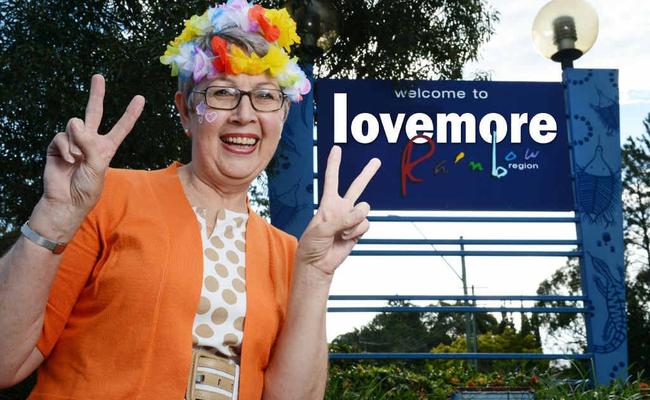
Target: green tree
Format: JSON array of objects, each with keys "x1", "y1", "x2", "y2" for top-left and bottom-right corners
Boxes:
[
  {"x1": 533, "y1": 258, "x2": 587, "y2": 353},
  {"x1": 423, "y1": 303, "x2": 499, "y2": 346},
  {"x1": 431, "y1": 326, "x2": 547, "y2": 372},
  {"x1": 0, "y1": 1, "x2": 192, "y2": 254},
  {"x1": 332, "y1": 300, "x2": 432, "y2": 353},
  {"x1": 621, "y1": 114, "x2": 650, "y2": 378},
  {"x1": 331, "y1": 300, "x2": 498, "y2": 353},
  {"x1": 313, "y1": 0, "x2": 499, "y2": 80},
  {"x1": 623, "y1": 114, "x2": 650, "y2": 270}
]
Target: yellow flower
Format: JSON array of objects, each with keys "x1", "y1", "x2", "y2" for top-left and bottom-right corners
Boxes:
[
  {"x1": 160, "y1": 45, "x2": 180, "y2": 76},
  {"x1": 262, "y1": 45, "x2": 290, "y2": 76},
  {"x1": 169, "y1": 27, "x2": 194, "y2": 49},
  {"x1": 229, "y1": 46, "x2": 266, "y2": 75},
  {"x1": 169, "y1": 11, "x2": 210, "y2": 50},
  {"x1": 264, "y1": 8, "x2": 301, "y2": 52},
  {"x1": 185, "y1": 11, "x2": 212, "y2": 37},
  {"x1": 277, "y1": 57, "x2": 301, "y2": 87}
]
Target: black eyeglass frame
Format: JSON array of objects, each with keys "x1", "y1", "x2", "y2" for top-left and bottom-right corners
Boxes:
[{"x1": 192, "y1": 86, "x2": 287, "y2": 112}]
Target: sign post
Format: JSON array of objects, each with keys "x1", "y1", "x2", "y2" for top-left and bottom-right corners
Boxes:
[
  {"x1": 564, "y1": 69, "x2": 627, "y2": 384},
  {"x1": 268, "y1": 65, "x2": 315, "y2": 238},
  {"x1": 269, "y1": 71, "x2": 627, "y2": 385}
]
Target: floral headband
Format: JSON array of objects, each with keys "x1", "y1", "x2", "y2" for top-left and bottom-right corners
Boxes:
[{"x1": 160, "y1": 0, "x2": 310, "y2": 102}]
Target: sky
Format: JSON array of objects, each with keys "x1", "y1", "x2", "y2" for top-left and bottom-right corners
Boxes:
[
  {"x1": 463, "y1": 0, "x2": 650, "y2": 141},
  {"x1": 325, "y1": 0, "x2": 650, "y2": 345}
]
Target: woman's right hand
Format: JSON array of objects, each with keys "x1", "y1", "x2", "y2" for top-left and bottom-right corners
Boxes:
[{"x1": 35, "y1": 74, "x2": 144, "y2": 239}]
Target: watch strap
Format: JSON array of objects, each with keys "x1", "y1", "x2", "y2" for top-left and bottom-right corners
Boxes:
[{"x1": 20, "y1": 222, "x2": 68, "y2": 254}]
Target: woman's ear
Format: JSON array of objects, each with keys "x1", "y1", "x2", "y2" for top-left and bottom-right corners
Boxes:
[
  {"x1": 174, "y1": 91, "x2": 192, "y2": 136},
  {"x1": 282, "y1": 102, "x2": 291, "y2": 122}
]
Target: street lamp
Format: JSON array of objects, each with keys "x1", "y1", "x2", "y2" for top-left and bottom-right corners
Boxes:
[
  {"x1": 532, "y1": 0, "x2": 599, "y2": 69},
  {"x1": 285, "y1": 0, "x2": 339, "y2": 64}
]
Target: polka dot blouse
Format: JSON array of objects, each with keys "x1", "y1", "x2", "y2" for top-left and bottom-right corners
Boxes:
[{"x1": 191, "y1": 208, "x2": 248, "y2": 362}]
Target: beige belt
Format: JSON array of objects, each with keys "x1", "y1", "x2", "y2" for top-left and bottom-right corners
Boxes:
[{"x1": 186, "y1": 349, "x2": 239, "y2": 400}]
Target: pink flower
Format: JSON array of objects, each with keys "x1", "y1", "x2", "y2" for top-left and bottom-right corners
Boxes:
[{"x1": 192, "y1": 46, "x2": 217, "y2": 83}]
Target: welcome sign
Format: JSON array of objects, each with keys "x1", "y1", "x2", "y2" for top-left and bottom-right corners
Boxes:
[{"x1": 316, "y1": 79, "x2": 573, "y2": 211}]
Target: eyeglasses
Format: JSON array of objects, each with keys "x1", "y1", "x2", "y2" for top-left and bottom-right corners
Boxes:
[{"x1": 192, "y1": 86, "x2": 287, "y2": 112}]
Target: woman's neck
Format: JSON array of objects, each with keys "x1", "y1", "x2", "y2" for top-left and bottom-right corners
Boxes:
[{"x1": 177, "y1": 164, "x2": 249, "y2": 214}]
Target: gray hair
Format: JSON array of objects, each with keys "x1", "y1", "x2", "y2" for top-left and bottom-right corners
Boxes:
[{"x1": 179, "y1": 27, "x2": 271, "y2": 109}]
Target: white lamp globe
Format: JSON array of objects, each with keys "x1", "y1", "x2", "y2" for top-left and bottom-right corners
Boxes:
[{"x1": 532, "y1": 0, "x2": 599, "y2": 68}]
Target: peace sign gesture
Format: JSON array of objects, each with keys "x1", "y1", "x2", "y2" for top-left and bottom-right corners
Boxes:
[
  {"x1": 42, "y1": 75, "x2": 144, "y2": 223},
  {"x1": 295, "y1": 146, "x2": 381, "y2": 276}
]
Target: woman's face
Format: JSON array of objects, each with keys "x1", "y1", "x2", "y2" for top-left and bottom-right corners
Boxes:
[{"x1": 177, "y1": 73, "x2": 288, "y2": 191}]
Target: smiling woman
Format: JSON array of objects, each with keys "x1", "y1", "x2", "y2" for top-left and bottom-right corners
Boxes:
[{"x1": 0, "y1": 1, "x2": 380, "y2": 399}]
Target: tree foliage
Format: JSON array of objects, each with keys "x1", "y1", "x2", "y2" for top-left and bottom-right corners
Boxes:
[
  {"x1": 331, "y1": 300, "x2": 500, "y2": 354},
  {"x1": 431, "y1": 326, "x2": 547, "y2": 371},
  {"x1": 315, "y1": 0, "x2": 499, "y2": 80},
  {"x1": 622, "y1": 115, "x2": 650, "y2": 270},
  {"x1": 0, "y1": 0, "x2": 193, "y2": 251},
  {"x1": 533, "y1": 258, "x2": 587, "y2": 353},
  {"x1": 0, "y1": 0, "x2": 497, "y2": 253},
  {"x1": 621, "y1": 114, "x2": 650, "y2": 378},
  {"x1": 330, "y1": 300, "x2": 545, "y2": 373}
]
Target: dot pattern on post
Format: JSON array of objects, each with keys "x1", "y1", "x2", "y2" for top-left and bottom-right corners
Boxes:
[{"x1": 191, "y1": 208, "x2": 248, "y2": 360}]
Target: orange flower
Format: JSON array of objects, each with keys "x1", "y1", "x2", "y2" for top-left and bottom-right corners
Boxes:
[
  {"x1": 210, "y1": 36, "x2": 233, "y2": 74},
  {"x1": 249, "y1": 5, "x2": 280, "y2": 42}
]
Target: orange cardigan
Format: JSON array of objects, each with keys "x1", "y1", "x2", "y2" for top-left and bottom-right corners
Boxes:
[{"x1": 29, "y1": 164, "x2": 297, "y2": 399}]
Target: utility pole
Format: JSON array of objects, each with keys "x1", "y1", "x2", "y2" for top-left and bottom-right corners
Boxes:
[
  {"x1": 471, "y1": 285, "x2": 478, "y2": 354},
  {"x1": 460, "y1": 237, "x2": 478, "y2": 368}
]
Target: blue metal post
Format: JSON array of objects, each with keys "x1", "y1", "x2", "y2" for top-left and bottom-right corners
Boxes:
[
  {"x1": 564, "y1": 69, "x2": 627, "y2": 384},
  {"x1": 268, "y1": 64, "x2": 315, "y2": 238}
]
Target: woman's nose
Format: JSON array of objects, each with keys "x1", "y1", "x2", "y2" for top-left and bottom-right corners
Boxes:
[{"x1": 230, "y1": 93, "x2": 258, "y2": 124}]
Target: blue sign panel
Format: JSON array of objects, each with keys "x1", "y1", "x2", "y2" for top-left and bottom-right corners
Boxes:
[{"x1": 316, "y1": 79, "x2": 573, "y2": 211}]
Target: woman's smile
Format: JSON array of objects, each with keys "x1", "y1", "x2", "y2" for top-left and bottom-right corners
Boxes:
[{"x1": 220, "y1": 133, "x2": 260, "y2": 155}]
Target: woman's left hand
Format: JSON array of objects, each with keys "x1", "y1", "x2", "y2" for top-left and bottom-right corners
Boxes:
[{"x1": 295, "y1": 146, "x2": 381, "y2": 277}]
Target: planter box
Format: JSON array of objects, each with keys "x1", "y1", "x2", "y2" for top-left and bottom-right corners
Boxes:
[{"x1": 452, "y1": 387, "x2": 534, "y2": 400}]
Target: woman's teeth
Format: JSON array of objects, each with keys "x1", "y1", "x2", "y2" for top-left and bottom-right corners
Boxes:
[{"x1": 222, "y1": 137, "x2": 258, "y2": 146}]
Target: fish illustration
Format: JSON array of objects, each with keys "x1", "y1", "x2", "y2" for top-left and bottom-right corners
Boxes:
[
  {"x1": 590, "y1": 254, "x2": 626, "y2": 354},
  {"x1": 576, "y1": 142, "x2": 619, "y2": 227},
  {"x1": 589, "y1": 88, "x2": 619, "y2": 137}
]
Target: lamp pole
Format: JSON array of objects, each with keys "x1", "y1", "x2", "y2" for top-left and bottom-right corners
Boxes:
[
  {"x1": 268, "y1": 0, "x2": 339, "y2": 238},
  {"x1": 460, "y1": 237, "x2": 478, "y2": 368}
]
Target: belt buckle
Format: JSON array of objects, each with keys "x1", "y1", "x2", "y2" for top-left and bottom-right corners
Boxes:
[{"x1": 186, "y1": 349, "x2": 239, "y2": 400}]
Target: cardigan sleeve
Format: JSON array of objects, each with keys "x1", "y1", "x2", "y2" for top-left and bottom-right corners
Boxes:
[
  {"x1": 36, "y1": 209, "x2": 101, "y2": 356},
  {"x1": 36, "y1": 171, "x2": 120, "y2": 357}
]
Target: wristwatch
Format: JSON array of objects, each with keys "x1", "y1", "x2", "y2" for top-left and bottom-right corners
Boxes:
[{"x1": 20, "y1": 222, "x2": 68, "y2": 254}]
